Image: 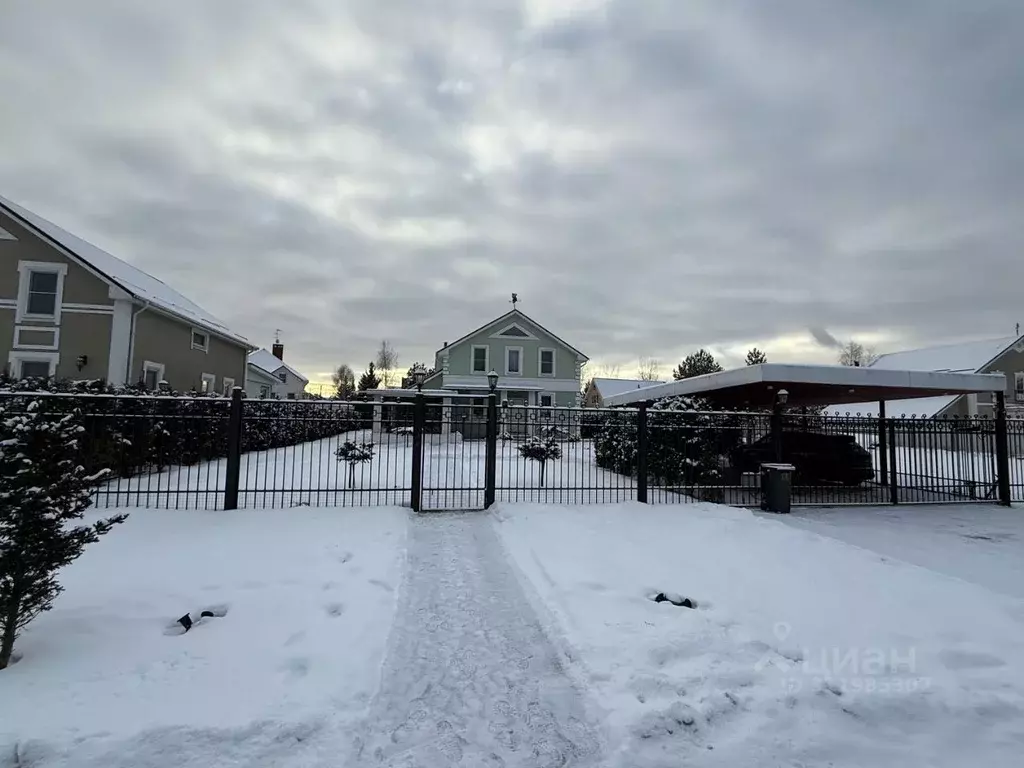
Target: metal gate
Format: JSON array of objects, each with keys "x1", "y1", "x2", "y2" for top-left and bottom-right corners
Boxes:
[{"x1": 416, "y1": 395, "x2": 488, "y2": 510}]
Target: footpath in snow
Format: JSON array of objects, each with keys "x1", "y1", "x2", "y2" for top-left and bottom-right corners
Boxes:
[{"x1": 349, "y1": 512, "x2": 603, "y2": 766}]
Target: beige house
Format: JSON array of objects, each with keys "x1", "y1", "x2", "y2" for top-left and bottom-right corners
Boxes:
[{"x1": 0, "y1": 194, "x2": 251, "y2": 392}]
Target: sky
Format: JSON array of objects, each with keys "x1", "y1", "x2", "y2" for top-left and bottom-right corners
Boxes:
[{"x1": 2, "y1": 1, "x2": 1022, "y2": 386}]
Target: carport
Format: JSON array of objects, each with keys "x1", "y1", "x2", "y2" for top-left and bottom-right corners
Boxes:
[{"x1": 603, "y1": 364, "x2": 1013, "y2": 506}]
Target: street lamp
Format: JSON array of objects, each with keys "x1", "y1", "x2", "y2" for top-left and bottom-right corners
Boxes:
[
  {"x1": 776, "y1": 389, "x2": 789, "y2": 406},
  {"x1": 412, "y1": 364, "x2": 427, "y2": 392},
  {"x1": 487, "y1": 370, "x2": 499, "y2": 392}
]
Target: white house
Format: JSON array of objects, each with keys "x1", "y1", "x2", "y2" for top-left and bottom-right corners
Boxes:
[{"x1": 245, "y1": 343, "x2": 309, "y2": 399}]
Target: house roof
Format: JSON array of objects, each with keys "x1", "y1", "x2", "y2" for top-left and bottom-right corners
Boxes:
[
  {"x1": 827, "y1": 334, "x2": 1023, "y2": 417},
  {"x1": 0, "y1": 194, "x2": 249, "y2": 347},
  {"x1": 436, "y1": 309, "x2": 589, "y2": 360},
  {"x1": 247, "y1": 349, "x2": 309, "y2": 384},
  {"x1": 591, "y1": 378, "x2": 666, "y2": 399}
]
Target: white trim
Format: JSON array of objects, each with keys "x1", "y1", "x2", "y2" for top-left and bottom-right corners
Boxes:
[
  {"x1": 63, "y1": 302, "x2": 113, "y2": 311},
  {"x1": 142, "y1": 360, "x2": 165, "y2": 390},
  {"x1": 61, "y1": 306, "x2": 114, "y2": 315},
  {"x1": 538, "y1": 347, "x2": 556, "y2": 377},
  {"x1": 201, "y1": 372, "x2": 216, "y2": 394},
  {"x1": 0, "y1": 299, "x2": 16, "y2": 309},
  {"x1": 489, "y1": 323, "x2": 538, "y2": 340},
  {"x1": 0, "y1": 225, "x2": 16, "y2": 241},
  {"x1": 107, "y1": 298, "x2": 133, "y2": 386},
  {"x1": 443, "y1": 375, "x2": 581, "y2": 392},
  {"x1": 16, "y1": 260, "x2": 67, "y2": 324},
  {"x1": 191, "y1": 328, "x2": 210, "y2": 353},
  {"x1": 222, "y1": 377, "x2": 236, "y2": 396},
  {"x1": 539, "y1": 392, "x2": 555, "y2": 408},
  {"x1": 505, "y1": 345, "x2": 524, "y2": 376},
  {"x1": 470, "y1": 344, "x2": 490, "y2": 374},
  {"x1": 8, "y1": 350, "x2": 59, "y2": 379},
  {"x1": 13, "y1": 325, "x2": 59, "y2": 351}
]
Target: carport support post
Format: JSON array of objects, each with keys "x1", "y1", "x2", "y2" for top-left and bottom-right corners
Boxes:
[
  {"x1": 224, "y1": 387, "x2": 243, "y2": 511},
  {"x1": 636, "y1": 402, "x2": 649, "y2": 503},
  {"x1": 877, "y1": 400, "x2": 889, "y2": 485},
  {"x1": 995, "y1": 390, "x2": 1012, "y2": 506},
  {"x1": 410, "y1": 393, "x2": 425, "y2": 512},
  {"x1": 484, "y1": 392, "x2": 498, "y2": 508}
]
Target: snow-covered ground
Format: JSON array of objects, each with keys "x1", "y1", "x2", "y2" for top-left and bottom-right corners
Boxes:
[
  {"x1": 494, "y1": 503, "x2": 1024, "y2": 767},
  {"x1": 0, "y1": 507, "x2": 407, "y2": 766}
]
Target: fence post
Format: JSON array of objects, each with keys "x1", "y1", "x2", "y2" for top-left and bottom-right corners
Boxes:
[
  {"x1": 484, "y1": 392, "x2": 498, "y2": 508},
  {"x1": 877, "y1": 401, "x2": 888, "y2": 484},
  {"x1": 888, "y1": 419, "x2": 899, "y2": 505},
  {"x1": 410, "y1": 394, "x2": 424, "y2": 512},
  {"x1": 224, "y1": 387, "x2": 243, "y2": 510},
  {"x1": 637, "y1": 402, "x2": 649, "y2": 503},
  {"x1": 994, "y1": 390, "x2": 1012, "y2": 507}
]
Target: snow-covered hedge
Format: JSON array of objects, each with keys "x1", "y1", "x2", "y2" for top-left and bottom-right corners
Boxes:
[{"x1": 594, "y1": 396, "x2": 742, "y2": 500}]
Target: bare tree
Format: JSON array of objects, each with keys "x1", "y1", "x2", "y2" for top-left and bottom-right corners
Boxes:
[
  {"x1": 375, "y1": 340, "x2": 400, "y2": 388},
  {"x1": 637, "y1": 357, "x2": 661, "y2": 381},
  {"x1": 331, "y1": 363, "x2": 356, "y2": 399},
  {"x1": 838, "y1": 341, "x2": 878, "y2": 367}
]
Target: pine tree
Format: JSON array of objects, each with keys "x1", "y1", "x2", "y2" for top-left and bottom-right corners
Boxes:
[
  {"x1": 0, "y1": 399, "x2": 126, "y2": 670},
  {"x1": 357, "y1": 362, "x2": 382, "y2": 392},
  {"x1": 673, "y1": 349, "x2": 723, "y2": 380},
  {"x1": 745, "y1": 348, "x2": 768, "y2": 366}
]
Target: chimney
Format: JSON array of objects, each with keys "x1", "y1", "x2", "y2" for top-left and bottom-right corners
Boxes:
[
  {"x1": 272, "y1": 342, "x2": 284, "y2": 360},
  {"x1": 443, "y1": 341, "x2": 448, "y2": 348}
]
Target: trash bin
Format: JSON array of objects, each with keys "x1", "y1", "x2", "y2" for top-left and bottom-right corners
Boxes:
[{"x1": 760, "y1": 463, "x2": 796, "y2": 513}]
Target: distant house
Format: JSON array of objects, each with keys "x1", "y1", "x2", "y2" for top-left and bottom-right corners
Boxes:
[
  {"x1": 246, "y1": 342, "x2": 309, "y2": 399},
  {"x1": 420, "y1": 308, "x2": 589, "y2": 407},
  {"x1": 828, "y1": 334, "x2": 1024, "y2": 418},
  {"x1": 583, "y1": 377, "x2": 666, "y2": 407},
  {"x1": 0, "y1": 194, "x2": 251, "y2": 393}
]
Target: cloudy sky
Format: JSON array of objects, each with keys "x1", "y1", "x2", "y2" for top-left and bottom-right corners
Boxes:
[{"x1": 2, "y1": 1, "x2": 1022, "y2": 385}]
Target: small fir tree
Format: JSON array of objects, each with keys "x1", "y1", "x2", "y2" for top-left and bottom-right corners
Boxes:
[
  {"x1": 0, "y1": 399, "x2": 126, "y2": 670},
  {"x1": 335, "y1": 441, "x2": 375, "y2": 489},
  {"x1": 673, "y1": 350, "x2": 723, "y2": 380},
  {"x1": 745, "y1": 348, "x2": 768, "y2": 366},
  {"x1": 518, "y1": 436, "x2": 563, "y2": 487},
  {"x1": 358, "y1": 362, "x2": 382, "y2": 392}
]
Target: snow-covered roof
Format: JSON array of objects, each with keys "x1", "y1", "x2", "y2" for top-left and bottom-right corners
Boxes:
[
  {"x1": 871, "y1": 335, "x2": 1020, "y2": 374},
  {"x1": 247, "y1": 349, "x2": 309, "y2": 384},
  {"x1": 592, "y1": 378, "x2": 666, "y2": 399},
  {"x1": 0, "y1": 194, "x2": 249, "y2": 346}
]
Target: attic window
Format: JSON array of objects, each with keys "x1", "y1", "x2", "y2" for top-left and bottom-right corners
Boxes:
[
  {"x1": 0, "y1": 226, "x2": 16, "y2": 241},
  {"x1": 191, "y1": 330, "x2": 209, "y2": 352},
  {"x1": 498, "y1": 325, "x2": 530, "y2": 338}
]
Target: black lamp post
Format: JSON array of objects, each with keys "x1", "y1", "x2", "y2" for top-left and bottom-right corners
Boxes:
[
  {"x1": 487, "y1": 370, "x2": 499, "y2": 392},
  {"x1": 412, "y1": 365, "x2": 426, "y2": 392},
  {"x1": 771, "y1": 388, "x2": 789, "y2": 463}
]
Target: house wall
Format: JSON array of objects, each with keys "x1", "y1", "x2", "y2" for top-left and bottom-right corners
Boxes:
[
  {"x1": 270, "y1": 365, "x2": 308, "y2": 399},
  {"x1": 244, "y1": 364, "x2": 280, "y2": 398},
  {"x1": 935, "y1": 344, "x2": 1024, "y2": 418},
  {"x1": 0, "y1": 209, "x2": 115, "y2": 379},
  {"x1": 131, "y1": 308, "x2": 247, "y2": 393},
  {"x1": 445, "y1": 325, "x2": 580, "y2": 381}
]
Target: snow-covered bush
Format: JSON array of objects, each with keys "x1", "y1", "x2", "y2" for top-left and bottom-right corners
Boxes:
[
  {"x1": 335, "y1": 441, "x2": 375, "y2": 488},
  {"x1": 0, "y1": 399, "x2": 127, "y2": 669},
  {"x1": 518, "y1": 436, "x2": 563, "y2": 487}
]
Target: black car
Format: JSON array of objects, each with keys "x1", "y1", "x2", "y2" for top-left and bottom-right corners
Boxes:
[{"x1": 730, "y1": 431, "x2": 874, "y2": 485}]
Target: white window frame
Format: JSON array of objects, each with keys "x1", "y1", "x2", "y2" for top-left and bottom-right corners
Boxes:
[
  {"x1": 491, "y1": 324, "x2": 537, "y2": 340},
  {"x1": 14, "y1": 325, "x2": 60, "y2": 351},
  {"x1": 222, "y1": 377, "x2": 236, "y2": 396},
  {"x1": 142, "y1": 360, "x2": 165, "y2": 390},
  {"x1": 1015, "y1": 372, "x2": 1024, "y2": 403},
  {"x1": 8, "y1": 350, "x2": 59, "y2": 379},
  {"x1": 16, "y1": 261, "x2": 67, "y2": 324},
  {"x1": 471, "y1": 344, "x2": 490, "y2": 375},
  {"x1": 191, "y1": 328, "x2": 210, "y2": 352},
  {"x1": 538, "y1": 347, "x2": 556, "y2": 377},
  {"x1": 201, "y1": 372, "x2": 216, "y2": 394},
  {"x1": 539, "y1": 392, "x2": 555, "y2": 408},
  {"x1": 505, "y1": 345, "x2": 524, "y2": 376}
]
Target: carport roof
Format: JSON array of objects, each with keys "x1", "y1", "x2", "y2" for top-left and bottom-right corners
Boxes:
[{"x1": 601, "y1": 363, "x2": 1006, "y2": 409}]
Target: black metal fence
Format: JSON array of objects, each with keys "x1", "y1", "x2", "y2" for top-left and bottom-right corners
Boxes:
[{"x1": 1, "y1": 390, "x2": 1019, "y2": 510}]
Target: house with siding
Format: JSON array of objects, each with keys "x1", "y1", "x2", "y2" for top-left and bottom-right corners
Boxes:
[
  {"x1": 0, "y1": 194, "x2": 251, "y2": 392},
  {"x1": 827, "y1": 334, "x2": 1024, "y2": 418},
  {"x1": 246, "y1": 343, "x2": 310, "y2": 399},
  {"x1": 420, "y1": 308, "x2": 589, "y2": 408}
]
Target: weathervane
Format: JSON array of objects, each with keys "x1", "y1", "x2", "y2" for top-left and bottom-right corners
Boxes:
[{"x1": 510, "y1": 293, "x2": 519, "y2": 309}]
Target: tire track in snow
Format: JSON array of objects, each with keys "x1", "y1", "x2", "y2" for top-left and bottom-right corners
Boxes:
[{"x1": 352, "y1": 512, "x2": 603, "y2": 766}]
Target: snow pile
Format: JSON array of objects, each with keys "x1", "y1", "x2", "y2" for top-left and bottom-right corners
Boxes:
[
  {"x1": 0, "y1": 507, "x2": 408, "y2": 766},
  {"x1": 493, "y1": 502, "x2": 1024, "y2": 767}
]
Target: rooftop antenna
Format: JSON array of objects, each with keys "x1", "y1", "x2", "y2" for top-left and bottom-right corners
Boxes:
[
  {"x1": 510, "y1": 293, "x2": 519, "y2": 310},
  {"x1": 1017, "y1": 322, "x2": 1020, "y2": 337},
  {"x1": 274, "y1": 328, "x2": 282, "y2": 343}
]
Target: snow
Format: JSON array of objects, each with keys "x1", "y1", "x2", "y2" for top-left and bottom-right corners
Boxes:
[
  {"x1": 493, "y1": 502, "x2": 1024, "y2": 767},
  {"x1": 827, "y1": 395, "x2": 958, "y2": 418},
  {"x1": 0, "y1": 194, "x2": 247, "y2": 346},
  {"x1": 0, "y1": 506, "x2": 407, "y2": 766},
  {"x1": 592, "y1": 378, "x2": 667, "y2": 399},
  {"x1": 872, "y1": 335, "x2": 1020, "y2": 373},
  {"x1": 248, "y1": 348, "x2": 309, "y2": 384}
]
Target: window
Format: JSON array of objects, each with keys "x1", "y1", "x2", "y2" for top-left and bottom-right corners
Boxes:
[
  {"x1": 9, "y1": 351, "x2": 59, "y2": 380},
  {"x1": 201, "y1": 373, "x2": 216, "y2": 394},
  {"x1": 222, "y1": 377, "x2": 235, "y2": 396},
  {"x1": 1016, "y1": 372, "x2": 1024, "y2": 403},
  {"x1": 287, "y1": 392, "x2": 296, "y2": 400},
  {"x1": 540, "y1": 393, "x2": 554, "y2": 407},
  {"x1": 21, "y1": 360, "x2": 52, "y2": 379},
  {"x1": 539, "y1": 348, "x2": 555, "y2": 377},
  {"x1": 191, "y1": 329, "x2": 209, "y2": 352},
  {"x1": 472, "y1": 345, "x2": 489, "y2": 374},
  {"x1": 278, "y1": 371, "x2": 287, "y2": 383},
  {"x1": 259, "y1": 385, "x2": 270, "y2": 398},
  {"x1": 17, "y1": 261, "x2": 67, "y2": 322},
  {"x1": 505, "y1": 346, "x2": 523, "y2": 375},
  {"x1": 142, "y1": 361, "x2": 165, "y2": 391}
]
